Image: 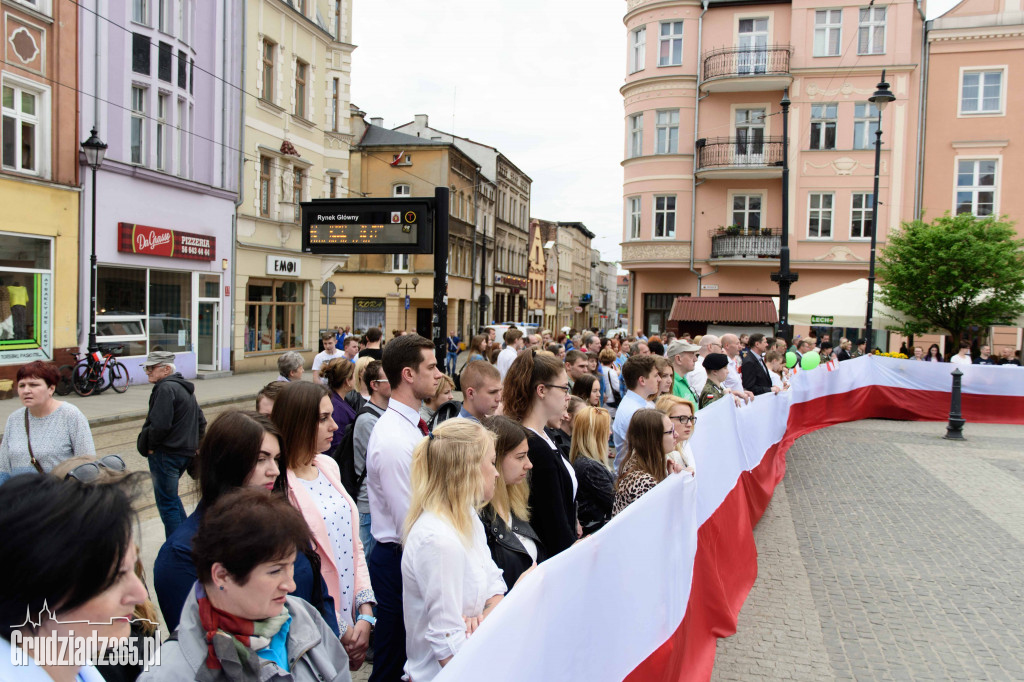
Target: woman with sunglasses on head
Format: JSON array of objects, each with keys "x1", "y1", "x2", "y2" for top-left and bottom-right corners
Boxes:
[
  {"x1": 0, "y1": 360, "x2": 95, "y2": 485},
  {"x1": 656, "y1": 395, "x2": 697, "y2": 476},
  {"x1": 0, "y1": 474, "x2": 148, "y2": 682},
  {"x1": 569, "y1": 406, "x2": 615, "y2": 536},
  {"x1": 272, "y1": 382, "x2": 375, "y2": 670},
  {"x1": 502, "y1": 350, "x2": 578, "y2": 557},
  {"x1": 141, "y1": 489, "x2": 353, "y2": 681},
  {"x1": 613, "y1": 409, "x2": 684, "y2": 516},
  {"x1": 479, "y1": 416, "x2": 547, "y2": 590},
  {"x1": 154, "y1": 410, "x2": 340, "y2": 636}
]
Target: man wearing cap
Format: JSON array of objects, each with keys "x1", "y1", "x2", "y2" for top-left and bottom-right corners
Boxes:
[
  {"x1": 850, "y1": 338, "x2": 867, "y2": 359},
  {"x1": 137, "y1": 351, "x2": 207, "y2": 538},
  {"x1": 667, "y1": 339, "x2": 700, "y2": 409}
]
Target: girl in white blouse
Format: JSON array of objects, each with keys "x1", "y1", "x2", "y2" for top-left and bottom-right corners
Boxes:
[{"x1": 402, "y1": 418, "x2": 506, "y2": 681}]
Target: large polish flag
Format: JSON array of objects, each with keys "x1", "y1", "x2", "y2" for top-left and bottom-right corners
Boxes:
[{"x1": 436, "y1": 358, "x2": 1024, "y2": 681}]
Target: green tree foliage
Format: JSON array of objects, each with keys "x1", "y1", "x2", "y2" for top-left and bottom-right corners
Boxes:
[{"x1": 877, "y1": 213, "x2": 1024, "y2": 341}]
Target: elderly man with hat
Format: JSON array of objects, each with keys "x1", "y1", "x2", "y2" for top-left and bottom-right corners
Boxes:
[
  {"x1": 137, "y1": 351, "x2": 207, "y2": 538},
  {"x1": 667, "y1": 339, "x2": 701, "y2": 410}
]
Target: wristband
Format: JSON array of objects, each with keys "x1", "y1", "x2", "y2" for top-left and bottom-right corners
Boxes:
[{"x1": 356, "y1": 614, "x2": 377, "y2": 628}]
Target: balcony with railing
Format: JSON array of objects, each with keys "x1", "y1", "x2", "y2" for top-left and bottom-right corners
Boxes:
[
  {"x1": 700, "y1": 46, "x2": 793, "y2": 93},
  {"x1": 709, "y1": 226, "x2": 781, "y2": 260},
  {"x1": 695, "y1": 137, "x2": 785, "y2": 179}
]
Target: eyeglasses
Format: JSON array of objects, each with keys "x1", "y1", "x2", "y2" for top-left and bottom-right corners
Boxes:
[
  {"x1": 669, "y1": 415, "x2": 697, "y2": 425},
  {"x1": 543, "y1": 383, "x2": 570, "y2": 393},
  {"x1": 142, "y1": 365, "x2": 166, "y2": 374},
  {"x1": 371, "y1": 378, "x2": 389, "y2": 384},
  {"x1": 664, "y1": 429, "x2": 675, "y2": 435},
  {"x1": 65, "y1": 455, "x2": 127, "y2": 483}
]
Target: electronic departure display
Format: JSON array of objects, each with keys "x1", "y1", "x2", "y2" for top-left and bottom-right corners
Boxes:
[{"x1": 301, "y1": 198, "x2": 434, "y2": 255}]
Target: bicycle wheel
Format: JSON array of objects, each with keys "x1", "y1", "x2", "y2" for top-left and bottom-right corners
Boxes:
[
  {"x1": 110, "y1": 361, "x2": 129, "y2": 393},
  {"x1": 55, "y1": 365, "x2": 75, "y2": 396},
  {"x1": 72, "y1": 362, "x2": 95, "y2": 397}
]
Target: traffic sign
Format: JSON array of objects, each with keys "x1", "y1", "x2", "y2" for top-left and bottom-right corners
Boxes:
[
  {"x1": 320, "y1": 281, "x2": 337, "y2": 299},
  {"x1": 405, "y1": 295, "x2": 411, "y2": 310}
]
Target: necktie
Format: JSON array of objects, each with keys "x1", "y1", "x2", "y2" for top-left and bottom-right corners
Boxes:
[{"x1": 417, "y1": 418, "x2": 430, "y2": 436}]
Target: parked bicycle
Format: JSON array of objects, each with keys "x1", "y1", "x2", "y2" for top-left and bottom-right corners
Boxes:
[
  {"x1": 55, "y1": 354, "x2": 84, "y2": 396},
  {"x1": 71, "y1": 345, "x2": 129, "y2": 396}
]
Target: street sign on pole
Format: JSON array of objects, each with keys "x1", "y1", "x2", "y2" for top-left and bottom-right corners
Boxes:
[
  {"x1": 405, "y1": 295, "x2": 410, "y2": 310},
  {"x1": 320, "y1": 281, "x2": 337, "y2": 330}
]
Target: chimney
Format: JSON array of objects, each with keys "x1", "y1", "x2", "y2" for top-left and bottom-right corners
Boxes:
[
  {"x1": 414, "y1": 114, "x2": 428, "y2": 128},
  {"x1": 370, "y1": 117, "x2": 384, "y2": 128}
]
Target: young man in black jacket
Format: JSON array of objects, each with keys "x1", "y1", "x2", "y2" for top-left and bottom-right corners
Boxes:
[{"x1": 138, "y1": 351, "x2": 207, "y2": 538}]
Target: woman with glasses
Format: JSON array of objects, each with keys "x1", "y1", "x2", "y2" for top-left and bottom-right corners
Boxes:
[
  {"x1": 656, "y1": 395, "x2": 697, "y2": 476},
  {"x1": 613, "y1": 409, "x2": 683, "y2": 516},
  {"x1": 153, "y1": 409, "x2": 340, "y2": 636},
  {"x1": 0, "y1": 361, "x2": 95, "y2": 485},
  {"x1": 569, "y1": 407, "x2": 615, "y2": 536},
  {"x1": 503, "y1": 350, "x2": 578, "y2": 557}
]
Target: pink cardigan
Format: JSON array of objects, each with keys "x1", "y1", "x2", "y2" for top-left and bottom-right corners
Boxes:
[{"x1": 287, "y1": 455, "x2": 372, "y2": 629}]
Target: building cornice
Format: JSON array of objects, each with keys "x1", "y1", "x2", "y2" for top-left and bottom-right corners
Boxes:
[
  {"x1": 621, "y1": 73, "x2": 698, "y2": 97},
  {"x1": 791, "y1": 64, "x2": 919, "y2": 76},
  {"x1": 928, "y1": 26, "x2": 1024, "y2": 42},
  {"x1": 97, "y1": 160, "x2": 238, "y2": 200},
  {"x1": 624, "y1": 0, "x2": 702, "y2": 24}
]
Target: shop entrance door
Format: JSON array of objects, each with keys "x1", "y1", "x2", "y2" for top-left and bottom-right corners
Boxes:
[{"x1": 197, "y1": 300, "x2": 219, "y2": 370}]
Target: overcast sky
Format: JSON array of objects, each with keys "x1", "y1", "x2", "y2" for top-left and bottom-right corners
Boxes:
[{"x1": 352, "y1": 0, "x2": 961, "y2": 273}]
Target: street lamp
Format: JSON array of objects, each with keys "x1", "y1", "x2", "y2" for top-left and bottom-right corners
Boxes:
[
  {"x1": 395, "y1": 276, "x2": 419, "y2": 332},
  {"x1": 81, "y1": 127, "x2": 107, "y2": 354},
  {"x1": 864, "y1": 71, "x2": 895, "y2": 354},
  {"x1": 771, "y1": 88, "x2": 798, "y2": 342}
]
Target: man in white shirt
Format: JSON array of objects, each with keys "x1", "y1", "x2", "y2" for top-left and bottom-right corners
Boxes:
[
  {"x1": 365, "y1": 333, "x2": 442, "y2": 681},
  {"x1": 495, "y1": 328, "x2": 524, "y2": 380},
  {"x1": 612, "y1": 355, "x2": 659, "y2": 473},
  {"x1": 721, "y1": 333, "x2": 755, "y2": 402},
  {"x1": 686, "y1": 334, "x2": 721, "y2": 396},
  {"x1": 950, "y1": 342, "x2": 973, "y2": 366},
  {"x1": 342, "y1": 335, "x2": 359, "y2": 362},
  {"x1": 311, "y1": 332, "x2": 344, "y2": 385}
]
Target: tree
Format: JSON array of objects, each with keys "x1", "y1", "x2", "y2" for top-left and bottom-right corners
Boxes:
[{"x1": 877, "y1": 213, "x2": 1024, "y2": 343}]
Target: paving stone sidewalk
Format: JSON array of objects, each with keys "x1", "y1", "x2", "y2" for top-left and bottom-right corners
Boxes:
[{"x1": 712, "y1": 419, "x2": 1024, "y2": 682}]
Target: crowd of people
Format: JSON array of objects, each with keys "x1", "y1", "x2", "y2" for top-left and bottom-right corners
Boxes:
[{"x1": 0, "y1": 324, "x2": 1019, "y2": 681}]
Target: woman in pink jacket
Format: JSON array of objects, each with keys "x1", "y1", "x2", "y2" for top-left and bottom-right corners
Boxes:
[{"x1": 272, "y1": 381, "x2": 376, "y2": 671}]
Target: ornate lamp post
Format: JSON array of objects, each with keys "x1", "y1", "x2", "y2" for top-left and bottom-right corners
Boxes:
[
  {"x1": 771, "y1": 88, "x2": 798, "y2": 341},
  {"x1": 864, "y1": 72, "x2": 895, "y2": 354},
  {"x1": 81, "y1": 127, "x2": 107, "y2": 354},
  {"x1": 395, "y1": 276, "x2": 419, "y2": 332}
]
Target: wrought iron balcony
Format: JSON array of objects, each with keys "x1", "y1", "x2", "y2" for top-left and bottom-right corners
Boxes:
[
  {"x1": 700, "y1": 46, "x2": 792, "y2": 92},
  {"x1": 709, "y1": 227, "x2": 781, "y2": 260},
  {"x1": 697, "y1": 137, "x2": 785, "y2": 170}
]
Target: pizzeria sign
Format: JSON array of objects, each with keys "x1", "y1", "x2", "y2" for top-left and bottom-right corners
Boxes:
[{"x1": 117, "y1": 222, "x2": 216, "y2": 261}]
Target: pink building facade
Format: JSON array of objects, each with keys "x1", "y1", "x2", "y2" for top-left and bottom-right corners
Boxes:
[{"x1": 621, "y1": 0, "x2": 925, "y2": 345}]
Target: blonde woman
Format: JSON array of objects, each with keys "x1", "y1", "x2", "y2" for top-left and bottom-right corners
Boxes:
[
  {"x1": 402, "y1": 418, "x2": 506, "y2": 681},
  {"x1": 353, "y1": 355, "x2": 375, "y2": 402},
  {"x1": 656, "y1": 394, "x2": 697, "y2": 475},
  {"x1": 570, "y1": 407, "x2": 615, "y2": 536},
  {"x1": 480, "y1": 415, "x2": 547, "y2": 589},
  {"x1": 420, "y1": 374, "x2": 455, "y2": 424}
]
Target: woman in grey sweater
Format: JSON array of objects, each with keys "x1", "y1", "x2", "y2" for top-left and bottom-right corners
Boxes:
[{"x1": 0, "y1": 361, "x2": 95, "y2": 484}]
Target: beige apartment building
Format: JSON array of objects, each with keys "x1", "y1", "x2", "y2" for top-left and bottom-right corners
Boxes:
[{"x1": 234, "y1": 0, "x2": 353, "y2": 372}]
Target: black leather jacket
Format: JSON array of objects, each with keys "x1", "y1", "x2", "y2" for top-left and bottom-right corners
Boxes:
[{"x1": 480, "y1": 506, "x2": 548, "y2": 592}]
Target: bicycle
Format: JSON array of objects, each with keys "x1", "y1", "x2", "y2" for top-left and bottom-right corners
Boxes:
[
  {"x1": 72, "y1": 345, "x2": 129, "y2": 396},
  {"x1": 55, "y1": 354, "x2": 84, "y2": 396}
]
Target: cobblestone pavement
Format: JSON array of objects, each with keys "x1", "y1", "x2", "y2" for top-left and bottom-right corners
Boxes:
[{"x1": 712, "y1": 419, "x2": 1024, "y2": 682}]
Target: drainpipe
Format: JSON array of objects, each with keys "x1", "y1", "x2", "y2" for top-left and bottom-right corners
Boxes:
[
  {"x1": 231, "y1": 0, "x2": 247, "y2": 370},
  {"x1": 913, "y1": 0, "x2": 929, "y2": 220},
  {"x1": 689, "y1": 0, "x2": 710, "y2": 297},
  {"x1": 470, "y1": 166, "x2": 479, "y2": 337}
]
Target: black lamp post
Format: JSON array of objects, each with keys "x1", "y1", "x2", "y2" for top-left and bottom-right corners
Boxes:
[
  {"x1": 771, "y1": 88, "x2": 798, "y2": 342},
  {"x1": 395, "y1": 276, "x2": 419, "y2": 332},
  {"x1": 81, "y1": 127, "x2": 107, "y2": 354},
  {"x1": 864, "y1": 72, "x2": 895, "y2": 354}
]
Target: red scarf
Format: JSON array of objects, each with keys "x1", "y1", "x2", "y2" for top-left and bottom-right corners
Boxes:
[{"x1": 195, "y1": 583, "x2": 286, "y2": 671}]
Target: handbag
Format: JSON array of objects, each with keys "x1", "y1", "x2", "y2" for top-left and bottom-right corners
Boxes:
[{"x1": 24, "y1": 410, "x2": 45, "y2": 474}]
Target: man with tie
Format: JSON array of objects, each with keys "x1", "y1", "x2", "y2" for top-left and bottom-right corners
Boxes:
[
  {"x1": 742, "y1": 333, "x2": 781, "y2": 396},
  {"x1": 365, "y1": 333, "x2": 442, "y2": 681}
]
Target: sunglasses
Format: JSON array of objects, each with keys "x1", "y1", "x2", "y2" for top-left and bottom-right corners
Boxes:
[{"x1": 65, "y1": 455, "x2": 127, "y2": 483}]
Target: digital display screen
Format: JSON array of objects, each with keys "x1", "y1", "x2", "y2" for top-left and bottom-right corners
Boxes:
[
  {"x1": 302, "y1": 199, "x2": 434, "y2": 254},
  {"x1": 307, "y1": 222, "x2": 417, "y2": 246}
]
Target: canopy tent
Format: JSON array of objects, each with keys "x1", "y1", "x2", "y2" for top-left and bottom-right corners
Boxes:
[{"x1": 787, "y1": 278, "x2": 913, "y2": 329}]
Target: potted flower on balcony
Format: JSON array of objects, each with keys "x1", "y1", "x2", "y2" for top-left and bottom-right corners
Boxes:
[
  {"x1": 725, "y1": 224, "x2": 742, "y2": 236},
  {"x1": 760, "y1": 227, "x2": 773, "y2": 236}
]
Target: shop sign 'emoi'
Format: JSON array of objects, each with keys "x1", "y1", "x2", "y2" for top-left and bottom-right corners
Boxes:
[{"x1": 117, "y1": 223, "x2": 215, "y2": 261}]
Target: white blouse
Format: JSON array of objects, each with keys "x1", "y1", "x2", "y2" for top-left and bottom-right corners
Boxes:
[
  {"x1": 402, "y1": 510, "x2": 507, "y2": 682},
  {"x1": 299, "y1": 470, "x2": 356, "y2": 629}
]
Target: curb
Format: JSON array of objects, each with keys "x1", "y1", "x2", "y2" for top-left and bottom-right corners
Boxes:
[{"x1": 86, "y1": 392, "x2": 259, "y2": 428}]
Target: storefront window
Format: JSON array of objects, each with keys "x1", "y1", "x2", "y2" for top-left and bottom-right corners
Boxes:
[
  {"x1": 150, "y1": 270, "x2": 191, "y2": 352},
  {"x1": 353, "y1": 298, "x2": 385, "y2": 333},
  {"x1": 0, "y1": 233, "x2": 52, "y2": 364},
  {"x1": 245, "y1": 278, "x2": 305, "y2": 353},
  {"x1": 96, "y1": 266, "x2": 191, "y2": 355}
]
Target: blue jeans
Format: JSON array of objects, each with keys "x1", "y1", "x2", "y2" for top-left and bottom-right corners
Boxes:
[
  {"x1": 446, "y1": 350, "x2": 458, "y2": 375},
  {"x1": 359, "y1": 512, "x2": 376, "y2": 561},
  {"x1": 148, "y1": 451, "x2": 192, "y2": 538}
]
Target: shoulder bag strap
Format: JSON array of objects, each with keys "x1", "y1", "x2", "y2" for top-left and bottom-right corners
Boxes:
[{"x1": 24, "y1": 410, "x2": 44, "y2": 474}]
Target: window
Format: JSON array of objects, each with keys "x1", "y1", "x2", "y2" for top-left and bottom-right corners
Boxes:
[
  {"x1": 852, "y1": 102, "x2": 879, "y2": 150},
  {"x1": 810, "y1": 103, "x2": 837, "y2": 150},
  {"x1": 630, "y1": 26, "x2": 646, "y2": 73},
  {"x1": 392, "y1": 253, "x2": 410, "y2": 272},
  {"x1": 655, "y1": 110, "x2": 678, "y2": 154},
  {"x1": 329, "y1": 176, "x2": 337, "y2": 198},
  {"x1": 1, "y1": 81, "x2": 43, "y2": 174},
  {"x1": 628, "y1": 113, "x2": 643, "y2": 158},
  {"x1": 132, "y1": 34, "x2": 151, "y2": 74},
  {"x1": 956, "y1": 160, "x2": 996, "y2": 217},
  {"x1": 0, "y1": 233, "x2": 52, "y2": 357},
  {"x1": 177, "y1": 98, "x2": 187, "y2": 176},
  {"x1": 851, "y1": 192, "x2": 873, "y2": 239},
  {"x1": 331, "y1": 78, "x2": 339, "y2": 131},
  {"x1": 294, "y1": 60, "x2": 307, "y2": 119},
  {"x1": 133, "y1": 0, "x2": 149, "y2": 24},
  {"x1": 296, "y1": 0, "x2": 306, "y2": 14},
  {"x1": 737, "y1": 18, "x2": 769, "y2": 74},
  {"x1": 177, "y1": 50, "x2": 187, "y2": 89},
  {"x1": 735, "y1": 108, "x2": 765, "y2": 159},
  {"x1": 627, "y1": 196, "x2": 641, "y2": 239},
  {"x1": 731, "y1": 194, "x2": 762, "y2": 231},
  {"x1": 158, "y1": 0, "x2": 170, "y2": 32},
  {"x1": 157, "y1": 42, "x2": 172, "y2": 82},
  {"x1": 858, "y1": 6, "x2": 886, "y2": 55},
  {"x1": 156, "y1": 94, "x2": 168, "y2": 170},
  {"x1": 293, "y1": 168, "x2": 303, "y2": 221},
  {"x1": 960, "y1": 70, "x2": 1003, "y2": 114},
  {"x1": 245, "y1": 279, "x2": 305, "y2": 353},
  {"x1": 148, "y1": 270, "x2": 192, "y2": 352},
  {"x1": 653, "y1": 195, "x2": 676, "y2": 238},
  {"x1": 262, "y1": 40, "x2": 275, "y2": 102},
  {"x1": 130, "y1": 86, "x2": 145, "y2": 164},
  {"x1": 335, "y1": 0, "x2": 343, "y2": 39},
  {"x1": 658, "y1": 21, "x2": 683, "y2": 66},
  {"x1": 808, "y1": 193, "x2": 834, "y2": 238},
  {"x1": 189, "y1": 59, "x2": 194, "y2": 94},
  {"x1": 814, "y1": 9, "x2": 842, "y2": 57},
  {"x1": 353, "y1": 298, "x2": 385, "y2": 333},
  {"x1": 259, "y1": 156, "x2": 271, "y2": 216}
]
